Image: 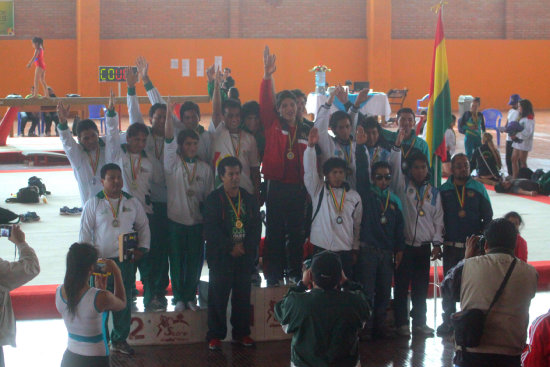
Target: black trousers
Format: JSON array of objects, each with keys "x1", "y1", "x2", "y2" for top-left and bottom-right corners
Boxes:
[
  {"x1": 394, "y1": 244, "x2": 431, "y2": 328},
  {"x1": 454, "y1": 350, "x2": 520, "y2": 367},
  {"x1": 60, "y1": 349, "x2": 110, "y2": 367},
  {"x1": 506, "y1": 140, "x2": 514, "y2": 176},
  {"x1": 20, "y1": 112, "x2": 40, "y2": 135},
  {"x1": 312, "y1": 245, "x2": 354, "y2": 279},
  {"x1": 264, "y1": 180, "x2": 307, "y2": 282},
  {"x1": 44, "y1": 112, "x2": 60, "y2": 135},
  {"x1": 207, "y1": 269, "x2": 252, "y2": 341},
  {"x1": 442, "y1": 245, "x2": 465, "y2": 323}
]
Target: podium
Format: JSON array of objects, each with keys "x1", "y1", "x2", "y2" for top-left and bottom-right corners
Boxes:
[{"x1": 128, "y1": 284, "x2": 291, "y2": 346}]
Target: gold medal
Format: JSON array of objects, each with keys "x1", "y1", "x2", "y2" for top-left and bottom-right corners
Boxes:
[
  {"x1": 419, "y1": 209, "x2": 425, "y2": 217},
  {"x1": 104, "y1": 190, "x2": 122, "y2": 229},
  {"x1": 235, "y1": 220, "x2": 243, "y2": 229},
  {"x1": 286, "y1": 151, "x2": 295, "y2": 160},
  {"x1": 225, "y1": 190, "x2": 243, "y2": 230},
  {"x1": 458, "y1": 210, "x2": 466, "y2": 218},
  {"x1": 455, "y1": 184, "x2": 467, "y2": 219}
]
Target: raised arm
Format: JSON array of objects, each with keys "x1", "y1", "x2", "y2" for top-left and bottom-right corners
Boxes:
[
  {"x1": 212, "y1": 68, "x2": 224, "y2": 128},
  {"x1": 259, "y1": 46, "x2": 278, "y2": 129},
  {"x1": 0, "y1": 226, "x2": 40, "y2": 290},
  {"x1": 354, "y1": 126, "x2": 371, "y2": 193},
  {"x1": 303, "y1": 128, "x2": 323, "y2": 197},
  {"x1": 95, "y1": 259, "x2": 126, "y2": 312},
  {"x1": 126, "y1": 66, "x2": 144, "y2": 125},
  {"x1": 105, "y1": 90, "x2": 122, "y2": 164},
  {"x1": 351, "y1": 89, "x2": 370, "y2": 130},
  {"x1": 389, "y1": 129, "x2": 406, "y2": 195},
  {"x1": 163, "y1": 98, "x2": 179, "y2": 171},
  {"x1": 56, "y1": 102, "x2": 82, "y2": 163}
]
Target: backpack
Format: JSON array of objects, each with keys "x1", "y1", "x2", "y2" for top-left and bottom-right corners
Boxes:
[
  {"x1": 0, "y1": 207, "x2": 20, "y2": 224},
  {"x1": 28, "y1": 176, "x2": 50, "y2": 196},
  {"x1": 5, "y1": 186, "x2": 40, "y2": 204}
]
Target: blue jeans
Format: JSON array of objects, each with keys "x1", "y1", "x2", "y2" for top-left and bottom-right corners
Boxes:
[{"x1": 358, "y1": 245, "x2": 394, "y2": 331}]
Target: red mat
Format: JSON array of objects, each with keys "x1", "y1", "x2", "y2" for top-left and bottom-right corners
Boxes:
[
  {"x1": 484, "y1": 183, "x2": 550, "y2": 205},
  {"x1": 10, "y1": 262, "x2": 550, "y2": 320}
]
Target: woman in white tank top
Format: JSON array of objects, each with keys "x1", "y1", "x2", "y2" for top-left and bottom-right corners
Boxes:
[{"x1": 56, "y1": 243, "x2": 126, "y2": 367}]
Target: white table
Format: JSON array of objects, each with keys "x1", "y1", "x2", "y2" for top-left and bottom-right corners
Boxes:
[{"x1": 306, "y1": 92, "x2": 392, "y2": 120}]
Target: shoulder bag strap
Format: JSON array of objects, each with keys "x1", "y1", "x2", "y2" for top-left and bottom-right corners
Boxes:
[
  {"x1": 487, "y1": 257, "x2": 517, "y2": 314},
  {"x1": 310, "y1": 186, "x2": 325, "y2": 224}
]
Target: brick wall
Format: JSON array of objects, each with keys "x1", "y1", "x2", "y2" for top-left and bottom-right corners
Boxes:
[
  {"x1": 99, "y1": 0, "x2": 230, "y2": 39},
  {"x1": 392, "y1": 0, "x2": 506, "y2": 39},
  {"x1": 10, "y1": 0, "x2": 75, "y2": 39},
  {"x1": 505, "y1": 0, "x2": 550, "y2": 39},
  {"x1": 238, "y1": 0, "x2": 366, "y2": 38}
]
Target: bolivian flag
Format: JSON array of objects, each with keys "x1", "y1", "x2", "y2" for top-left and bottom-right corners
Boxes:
[{"x1": 425, "y1": 8, "x2": 452, "y2": 184}]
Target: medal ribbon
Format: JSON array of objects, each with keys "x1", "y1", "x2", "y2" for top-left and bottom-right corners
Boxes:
[
  {"x1": 103, "y1": 190, "x2": 122, "y2": 221},
  {"x1": 401, "y1": 137, "x2": 417, "y2": 159},
  {"x1": 380, "y1": 190, "x2": 390, "y2": 215},
  {"x1": 415, "y1": 185, "x2": 430, "y2": 207},
  {"x1": 231, "y1": 132, "x2": 241, "y2": 157},
  {"x1": 225, "y1": 190, "x2": 242, "y2": 222},
  {"x1": 287, "y1": 124, "x2": 298, "y2": 156},
  {"x1": 87, "y1": 148, "x2": 100, "y2": 176},
  {"x1": 154, "y1": 137, "x2": 164, "y2": 160},
  {"x1": 129, "y1": 153, "x2": 142, "y2": 182},
  {"x1": 371, "y1": 146, "x2": 380, "y2": 163},
  {"x1": 340, "y1": 139, "x2": 352, "y2": 165},
  {"x1": 181, "y1": 158, "x2": 197, "y2": 185},
  {"x1": 329, "y1": 186, "x2": 346, "y2": 215},
  {"x1": 454, "y1": 184, "x2": 465, "y2": 209}
]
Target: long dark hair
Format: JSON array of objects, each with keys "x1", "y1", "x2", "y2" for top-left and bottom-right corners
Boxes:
[
  {"x1": 32, "y1": 36, "x2": 44, "y2": 49},
  {"x1": 64, "y1": 243, "x2": 97, "y2": 316},
  {"x1": 519, "y1": 99, "x2": 534, "y2": 118}
]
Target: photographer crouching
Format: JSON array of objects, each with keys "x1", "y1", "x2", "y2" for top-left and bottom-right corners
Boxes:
[
  {"x1": 441, "y1": 218, "x2": 538, "y2": 367},
  {"x1": 0, "y1": 225, "x2": 40, "y2": 367}
]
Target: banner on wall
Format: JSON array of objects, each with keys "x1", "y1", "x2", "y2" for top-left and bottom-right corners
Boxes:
[{"x1": 0, "y1": 0, "x2": 14, "y2": 36}]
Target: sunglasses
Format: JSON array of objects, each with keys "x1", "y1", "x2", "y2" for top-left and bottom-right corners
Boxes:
[{"x1": 374, "y1": 174, "x2": 392, "y2": 181}]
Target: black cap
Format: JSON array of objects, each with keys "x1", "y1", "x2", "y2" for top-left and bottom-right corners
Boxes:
[{"x1": 311, "y1": 251, "x2": 342, "y2": 290}]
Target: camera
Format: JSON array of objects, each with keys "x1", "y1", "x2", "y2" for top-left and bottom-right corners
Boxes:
[
  {"x1": 93, "y1": 260, "x2": 107, "y2": 275},
  {"x1": 0, "y1": 225, "x2": 12, "y2": 238}
]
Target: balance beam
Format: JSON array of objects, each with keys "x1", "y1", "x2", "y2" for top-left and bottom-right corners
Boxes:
[{"x1": 0, "y1": 95, "x2": 210, "y2": 107}]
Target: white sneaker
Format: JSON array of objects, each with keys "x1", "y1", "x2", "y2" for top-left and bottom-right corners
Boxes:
[
  {"x1": 186, "y1": 300, "x2": 198, "y2": 311},
  {"x1": 174, "y1": 301, "x2": 186, "y2": 312},
  {"x1": 395, "y1": 325, "x2": 411, "y2": 336},
  {"x1": 413, "y1": 324, "x2": 435, "y2": 336}
]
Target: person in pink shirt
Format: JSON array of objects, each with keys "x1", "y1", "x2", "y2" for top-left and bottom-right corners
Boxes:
[{"x1": 504, "y1": 211, "x2": 528, "y2": 262}]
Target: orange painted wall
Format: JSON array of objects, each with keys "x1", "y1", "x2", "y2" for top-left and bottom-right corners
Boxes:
[
  {"x1": 99, "y1": 39, "x2": 368, "y2": 115},
  {"x1": 391, "y1": 40, "x2": 550, "y2": 111},
  {"x1": 0, "y1": 40, "x2": 77, "y2": 98}
]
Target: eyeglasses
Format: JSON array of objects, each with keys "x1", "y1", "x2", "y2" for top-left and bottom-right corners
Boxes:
[{"x1": 374, "y1": 174, "x2": 392, "y2": 181}]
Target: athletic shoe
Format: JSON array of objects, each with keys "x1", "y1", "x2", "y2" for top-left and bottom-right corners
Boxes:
[
  {"x1": 413, "y1": 324, "x2": 435, "y2": 336},
  {"x1": 436, "y1": 322, "x2": 453, "y2": 336},
  {"x1": 145, "y1": 297, "x2": 166, "y2": 312},
  {"x1": 186, "y1": 300, "x2": 199, "y2": 311},
  {"x1": 20, "y1": 212, "x2": 40, "y2": 223},
  {"x1": 174, "y1": 301, "x2": 186, "y2": 312},
  {"x1": 60, "y1": 206, "x2": 82, "y2": 216},
  {"x1": 208, "y1": 338, "x2": 222, "y2": 350},
  {"x1": 110, "y1": 341, "x2": 135, "y2": 355},
  {"x1": 233, "y1": 336, "x2": 255, "y2": 347},
  {"x1": 395, "y1": 325, "x2": 411, "y2": 337}
]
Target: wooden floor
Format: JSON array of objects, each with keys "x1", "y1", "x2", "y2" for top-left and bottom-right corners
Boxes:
[{"x1": 110, "y1": 336, "x2": 456, "y2": 367}]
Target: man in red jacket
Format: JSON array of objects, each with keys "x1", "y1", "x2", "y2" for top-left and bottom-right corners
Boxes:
[
  {"x1": 522, "y1": 309, "x2": 550, "y2": 367},
  {"x1": 259, "y1": 46, "x2": 312, "y2": 286}
]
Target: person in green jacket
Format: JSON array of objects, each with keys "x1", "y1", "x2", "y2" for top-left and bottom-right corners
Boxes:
[{"x1": 275, "y1": 251, "x2": 371, "y2": 367}]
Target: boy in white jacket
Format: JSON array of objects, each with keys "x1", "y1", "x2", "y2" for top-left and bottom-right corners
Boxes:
[
  {"x1": 304, "y1": 127, "x2": 362, "y2": 277},
  {"x1": 164, "y1": 101, "x2": 214, "y2": 311}
]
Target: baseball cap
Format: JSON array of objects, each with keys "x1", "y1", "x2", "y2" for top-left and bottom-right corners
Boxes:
[{"x1": 508, "y1": 94, "x2": 521, "y2": 106}]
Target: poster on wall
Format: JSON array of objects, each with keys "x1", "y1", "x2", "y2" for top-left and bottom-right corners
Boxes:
[{"x1": 0, "y1": 0, "x2": 14, "y2": 36}]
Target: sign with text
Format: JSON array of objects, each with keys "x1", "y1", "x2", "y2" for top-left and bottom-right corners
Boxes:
[{"x1": 98, "y1": 66, "x2": 138, "y2": 82}]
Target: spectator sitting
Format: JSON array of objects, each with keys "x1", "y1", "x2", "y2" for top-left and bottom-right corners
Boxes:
[
  {"x1": 20, "y1": 86, "x2": 41, "y2": 137},
  {"x1": 521, "y1": 308, "x2": 550, "y2": 367},
  {"x1": 504, "y1": 211, "x2": 527, "y2": 262},
  {"x1": 470, "y1": 133, "x2": 502, "y2": 185},
  {"x1": 274, "y1": 250, "x2": 371, "y2": 367},
  {"x1": 441, "y1": 218, "x2": 538, "y2": 367},
  {"x1": 0, "y1": 225, "x2": 40, "y2": 365}
]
